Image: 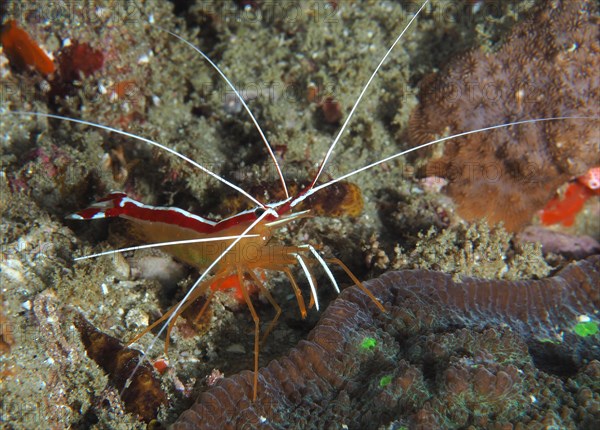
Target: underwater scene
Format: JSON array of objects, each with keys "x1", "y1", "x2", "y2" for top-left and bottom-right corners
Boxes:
[{"x1": 1, "y1": 0, "x2": 598, "y2": 428}]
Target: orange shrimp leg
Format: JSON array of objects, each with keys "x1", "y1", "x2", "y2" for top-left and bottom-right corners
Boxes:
[
  {"x1": 237, "y1": 266, "x2": 260, "y2": 401},
  {"x1": 245, "y1": 269, "x2": 281, "y2": 346},
  {"x1": 325, "y1": 257, "x2": 386, "y2": 312},
  {"x1": 193, "y1": 289, "x2": 217, "y2": 325}
]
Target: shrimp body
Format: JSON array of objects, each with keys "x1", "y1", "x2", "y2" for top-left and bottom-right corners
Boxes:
[
  {"x1": 68, "y1": 186, "x2": 378, "y2": 311},
  {"x1": 67, "y1": 190, "x2": 314, "y2": 267},
  {"x1": 69, "y1": 192, "x2": 276, "y2": 269},
  {"x1": 67, "y1": 183, "x2": 384, "y2": 402}
]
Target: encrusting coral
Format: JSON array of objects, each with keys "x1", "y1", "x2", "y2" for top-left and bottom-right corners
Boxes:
[
  {"x1": 172, "y1": 255, "x2": 599, "y2": 429},
  {"x1": 409, "y1": 0, "x2": 599, "y2": 231}
]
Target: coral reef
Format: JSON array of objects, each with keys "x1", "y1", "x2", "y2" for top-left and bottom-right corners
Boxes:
[
  {"x1": 172, "y1": 255, "x2": 600, "y2": 429},
  {"x1": 2, "y1": 1, "x2": 597, "y2": 428},
  {"x1": 410, "y1": 0, "x2": 599, "y2": 231}
]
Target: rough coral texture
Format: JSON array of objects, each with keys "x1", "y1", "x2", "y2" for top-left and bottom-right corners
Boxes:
[
  {"x1": 410, "y1": 0, "x2": 600, "y2": 231},
  {"x1": 396, "y1": 222, "x2": 552, "y2": 281},
  {"x1": 172, "y1": 255, "x2": 600, "y2": 429}
]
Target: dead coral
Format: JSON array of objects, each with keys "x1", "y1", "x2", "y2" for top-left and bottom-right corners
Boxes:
[
  {"x1": 172, "y1": 255, "x2": 599, "y2": 429},
  {"x1": 410, "y1": 0, "x2": 600, "y2": 231},
  {"x1": 395, "y1": 222, "x2": 551, "y2": 281},
  {"x1": 363, "y1": 233, "x2": 390, "y2": 270}
]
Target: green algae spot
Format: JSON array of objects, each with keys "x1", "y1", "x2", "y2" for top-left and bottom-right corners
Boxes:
[
  {"x1": 379, "y1": 375, "x2": 393, "y2": 387},
  {"x1": 574, "y1": 321, "x2": 599, "y2": 337},
  {"x1": 360, "y1": 337, "x2": 377, "y2": 350}
]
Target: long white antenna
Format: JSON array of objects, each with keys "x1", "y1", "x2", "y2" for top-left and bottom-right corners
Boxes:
[
  {"x1": 310, "y1": 0, "x2": 430, "y2": 188},
  {"x1": 302, "y1": 116, "x2": 597, "y2": 200},
  {"x1": 73, "y1": 234, "x2": 259, "y2": 261},
  {"x1": 303, "y1": 244, "x2": 340, "y2": 294},
  {"x1": 5, "y1": 111, "x2": 265, "y2": 207},
  {"x1": 294, "y1": 253, "x2": 319, "y2": 311},
  {"x1": 157, "y1": 26, "x2": 290, "y2": 199}
]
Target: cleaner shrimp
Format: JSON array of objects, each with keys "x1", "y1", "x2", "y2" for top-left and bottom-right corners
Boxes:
[{"x1": 1, "y1": 0, "x2": 595, "y2": 426}]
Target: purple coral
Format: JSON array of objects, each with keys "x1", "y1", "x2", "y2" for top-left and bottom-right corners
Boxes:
[{"x1": 172, "y1": 255, "x2": 599, "y2": 429}]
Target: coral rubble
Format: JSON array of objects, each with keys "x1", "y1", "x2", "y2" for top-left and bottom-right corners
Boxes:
[
  {"x1": 172, "y1": 255, "x2": 599, "y2": 429},
  {"x1": 410, "y1": 0, "x2": 599, "y2": 231}
]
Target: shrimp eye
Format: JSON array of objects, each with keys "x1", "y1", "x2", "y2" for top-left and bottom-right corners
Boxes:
[{"x1": 254, "y1": 207, "x2": 266, "y2": 217}]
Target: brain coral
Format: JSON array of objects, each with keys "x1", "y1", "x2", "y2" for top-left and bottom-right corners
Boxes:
[
  {"x1": 409, "y1": 0, "x2": 599, "y2": 231},
  {"x1": 172, "y1": 255, "x2": 599, "y2": 429}
]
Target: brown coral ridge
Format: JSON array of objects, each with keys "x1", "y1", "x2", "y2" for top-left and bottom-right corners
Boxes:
[
  {"x1": 409, "y1": 0, "x2": 599, "y2": 231},
  {"x1": 172, "y1": 256, "x2": 599, "y2": 429},
  {"x1": 74, "y1": 314, "x2": 166, "y2": 422}
]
